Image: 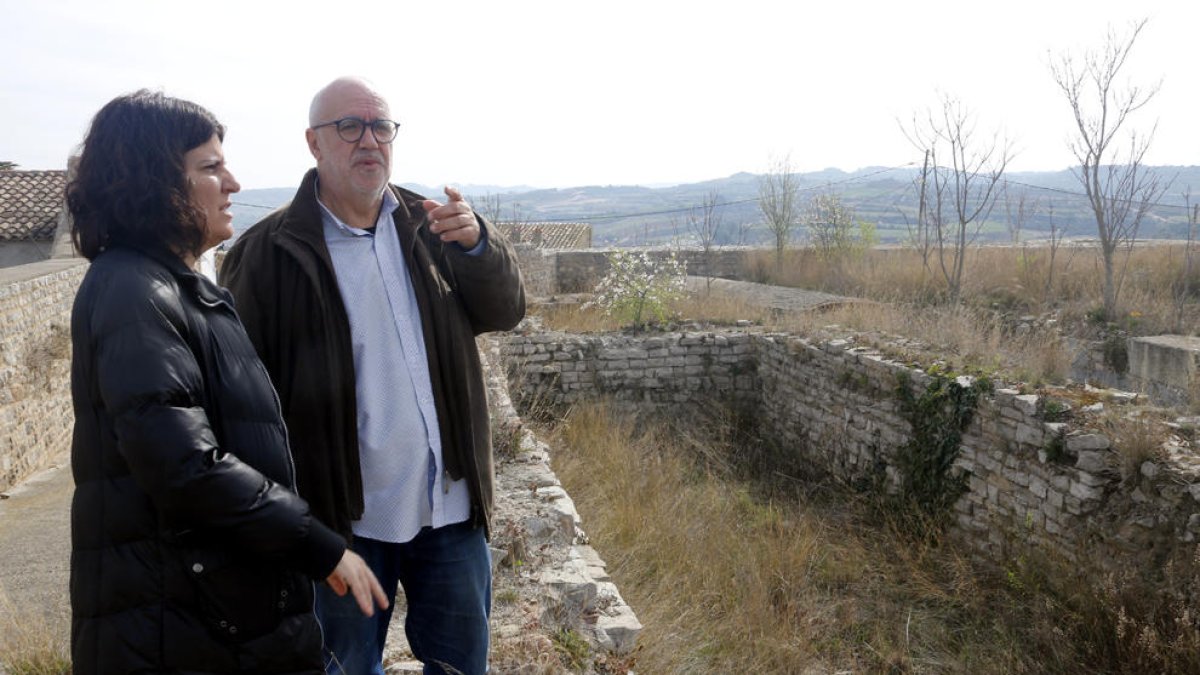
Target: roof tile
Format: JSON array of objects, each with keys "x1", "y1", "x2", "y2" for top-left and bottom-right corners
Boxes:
[
  {"x1": 496, "y1": 222, "x2": 591, "y2": 249},
  {"x1": 0, "y1": 170, "x2": 66, "y2": 242}
]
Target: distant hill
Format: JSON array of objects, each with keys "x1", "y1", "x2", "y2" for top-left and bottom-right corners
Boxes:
[
  {"x1": 228, "y1": 182, "x2": 537, "y2": 239},
  {"x1": 228, "y1": 167, "x2": 1200, "y2": 246}
]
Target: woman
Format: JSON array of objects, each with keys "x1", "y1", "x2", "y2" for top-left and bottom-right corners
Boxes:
[{"x1": 67, "y1": 90, "x2": 386, "y2": 674}]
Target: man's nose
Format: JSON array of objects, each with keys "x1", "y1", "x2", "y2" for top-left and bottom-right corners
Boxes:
[{"x1": 358, "y1": 126, "x2": 381, "y2": 148}]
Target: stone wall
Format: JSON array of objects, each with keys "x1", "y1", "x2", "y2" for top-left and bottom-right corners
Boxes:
[
  {"x1": 500, "y1": 330, "x2": 759, "y2": 416},
  {"x1": 552, "y1": 247, "x2": 749, "y2": 293},
  {"x1": 0, "y1": 260, "x2": 87, "y2": 492},
  {"x1": 1069, "y1": 335, "x2": 1199, "y2": 410},
  {"x1": 512, "y1": 244, "x2": 558, "y2": 297},
  {"x1": 0, "y1": 241, "x2": 54, "y2": 269},
  {"x1": 500, "y1": 328, "x2": 1200, "y2": 569},
  {"x1": 1127, "y1": 335, "x2": 1200, "y2": 408}
]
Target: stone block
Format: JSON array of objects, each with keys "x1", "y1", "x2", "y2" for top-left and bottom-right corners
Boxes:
[
  {"x1": 1067, "y1": 433, "x2": 1111, "y2": 453},
  {"x1": 1141, "y1": 462, "x2": 1161, "y2": 480},
  {"x1": 1013, "y1": 395, "x2": 1039, "y2": 416},
  {"x1": 1014, "y1": 422, "x2": 1044, "y2": 446},
  {"x1": 594, "y1": 601, "x2": 642, "y2": 655},
  {"x1": 1028, "y1": 476, "x2": 1048, "y2": 499},
  {"x1": 1128, "y1": 335, "x2": 1200, "y2": 390},
  {"x1": 1069, "y1": 480, "x2": 1103, "y2": 502},
  {"x1": 1075, "y1": 451, "x2": 1109, "y2": 474}
]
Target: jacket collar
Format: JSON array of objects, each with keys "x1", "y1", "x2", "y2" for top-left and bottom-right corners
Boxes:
[
  {"x1": 276, "y1": 168, "x2": 433, "y2": 260},
  {"x1": 125, "y1": 243, "x2": 235, "y2": 310}
]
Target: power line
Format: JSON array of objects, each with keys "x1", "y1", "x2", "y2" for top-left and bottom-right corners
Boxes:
[{"x1": 997, "y1": 175, "x2": 1194, "y2": 212}]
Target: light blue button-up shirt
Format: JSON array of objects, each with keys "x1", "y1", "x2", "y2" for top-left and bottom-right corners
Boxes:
[{"x1": 319, "y1": 186, "x2": 471, "y2": 544}]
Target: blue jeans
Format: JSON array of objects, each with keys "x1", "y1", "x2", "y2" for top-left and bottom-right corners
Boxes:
[{"x1": 316, "y1": 521, "x2": 492, "y2": 675}]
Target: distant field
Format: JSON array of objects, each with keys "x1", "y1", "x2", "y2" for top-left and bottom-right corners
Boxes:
[{"x1": 226, "y1": 166, "x2": 1199, "y2": 247}]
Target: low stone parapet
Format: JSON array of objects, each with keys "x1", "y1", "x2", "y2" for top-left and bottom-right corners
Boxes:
[
  {"x1": 1128, "y1": 335, "x2": 1200, "y2": 408},
  {"x1": 0, "y1": 259, "x2": 87, "y2": 492}
]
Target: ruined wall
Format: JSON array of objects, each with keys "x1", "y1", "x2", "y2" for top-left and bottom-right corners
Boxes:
[
  {"x1": 553, "y1": 247, "x2": 749, "y2": 293},
  {"x1": 512, "y1": 244, "x2": 558, "y2": 297},
  {"x1": 501, "y1": 329, "x2": 1200, "y2": 568},
  {"x1": 0, "y1": 260, "x2": 87, "y2": 492},
  {"x1": 499, "y1": 330, "x2": 759, "y2": 416}
]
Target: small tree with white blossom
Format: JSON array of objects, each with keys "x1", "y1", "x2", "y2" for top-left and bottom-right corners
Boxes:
[{"x1": 586, "y1": 250, "x2": 687, "y2": 329}]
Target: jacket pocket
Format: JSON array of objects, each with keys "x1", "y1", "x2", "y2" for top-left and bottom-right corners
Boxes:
[{"x1": 178, "y1": 546, "x2": 287, "y2": 644}]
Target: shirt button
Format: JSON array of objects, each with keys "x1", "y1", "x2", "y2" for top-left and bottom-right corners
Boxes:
[{"x1": 191, "y1": 563, "x2": 204, "y2": 574}]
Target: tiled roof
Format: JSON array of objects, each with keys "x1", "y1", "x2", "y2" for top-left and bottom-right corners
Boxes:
[
  {"x1": 0, "y1": 170, "x2": 66, "y2": 242},
  {"x1": 497, "y1": 222, "x2": 591, "y2": 249}
]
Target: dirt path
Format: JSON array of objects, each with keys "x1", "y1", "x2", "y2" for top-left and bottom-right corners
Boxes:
[{"x1": 0, "y1": 463, "x2": 73, "y2": 650}]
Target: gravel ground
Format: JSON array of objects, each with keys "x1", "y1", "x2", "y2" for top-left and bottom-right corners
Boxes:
[{"x1": 0, "y1": 463, "x2": 73, "y2": 657}]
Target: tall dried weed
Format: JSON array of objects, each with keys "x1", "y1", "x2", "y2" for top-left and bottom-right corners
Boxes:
[
  {"x1": 546, "y1": 403, "x2": 1058, "y2": 673},
  {"x1": 546, "y1": 402, "x2": 1200, "y2": 673},
  {"x1": 0, "y1": 589, "x2": 71, "y2": 675}
]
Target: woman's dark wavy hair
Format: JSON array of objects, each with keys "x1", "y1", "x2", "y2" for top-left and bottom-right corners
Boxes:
[{"x1": 67, "y1": 90, "x2": 225, "y2": 261}]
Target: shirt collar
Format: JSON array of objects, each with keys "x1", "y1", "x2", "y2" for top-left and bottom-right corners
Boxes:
[{"x1": 314, "y1": 179, "x2": 399, "y2": 238}]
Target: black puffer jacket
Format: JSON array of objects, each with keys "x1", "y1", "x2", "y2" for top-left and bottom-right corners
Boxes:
[{"x1": 69, "y1": 245, "x2": 346, "y2": 674}]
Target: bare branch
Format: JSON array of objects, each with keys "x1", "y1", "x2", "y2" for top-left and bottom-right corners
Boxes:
[{"x1": 1049, "y1": 17, "x2": 1165, "y2": 318}]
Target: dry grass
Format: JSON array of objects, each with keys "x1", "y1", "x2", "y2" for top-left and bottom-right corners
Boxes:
[
  {"x1": 744, "y1": 243, "x2": 1200, "y2": 337},
  {"x1": 536, "y1": 289, "x2": 1071, "y2": 385},
  {"x1": 544, "y1": 402, "x2": 1200, "y2": 674},
  {"x1": 524, "y1": 242, "x2": 1200, "y2": 672},
  {"x1": 0, "y1": 590, "x2": 71, "y2": 675},
  {"x1": 542, "y1": 242, "x2": 1200, "y2": 388},
  {"x1": 1102, "y1": 410, "x2": 1169, "y2": 483},
  {"x1": 547, "y1": 403, "x2": 1046, "y2": 673}
]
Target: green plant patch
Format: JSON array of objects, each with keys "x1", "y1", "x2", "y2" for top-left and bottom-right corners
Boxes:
[{"x1": 892, "y1": 369, "x2": 989, "y2": 532}]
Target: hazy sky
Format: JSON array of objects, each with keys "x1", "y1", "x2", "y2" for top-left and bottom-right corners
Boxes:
[{"x1": 2, "y1": 0, "x2": 1196, "y2": 191}]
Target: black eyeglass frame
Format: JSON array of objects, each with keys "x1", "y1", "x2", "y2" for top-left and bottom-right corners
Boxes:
[{"x1": 311, "y1": 117, "x2": 400, "y2": 144}]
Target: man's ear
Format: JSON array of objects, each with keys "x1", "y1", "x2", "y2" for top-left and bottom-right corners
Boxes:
[{"x1": 306, "y1": 129, "x2": 321, "y2": 160}]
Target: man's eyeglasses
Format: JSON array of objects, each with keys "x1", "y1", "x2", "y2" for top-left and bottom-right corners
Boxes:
[{"x1": 311, "y1": 117, "x2": 399, "y2": 144}]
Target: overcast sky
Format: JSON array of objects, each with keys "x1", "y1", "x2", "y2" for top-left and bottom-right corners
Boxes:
[{"x1": 1, "y1": 0, "x2": 1195, "y2": 191}]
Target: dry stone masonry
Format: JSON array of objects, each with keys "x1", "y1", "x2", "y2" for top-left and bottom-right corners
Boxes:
[
  {"x1": 515, "y1": 247, "x2": 749, "y2": 296},
  {"x1": 500, "y1": 327, "x2": 1200, "y2": 572},
  {"x1": 0, "y1": 260, "x2": 86, "y2": 492}
]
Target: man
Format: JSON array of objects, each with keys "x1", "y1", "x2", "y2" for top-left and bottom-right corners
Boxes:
[{"x1": 221, "y1": 76, "x2": 525, "y2": 675}]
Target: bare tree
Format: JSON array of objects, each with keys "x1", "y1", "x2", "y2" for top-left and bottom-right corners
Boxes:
[
  {"x1": 1002, "y1": 183, "x2": 1040, "y2": 245},
  {"x1": 686, "y1": 189, "x2": 725, "y2": 293},
  {"x1": 471, "y1": 191, "x2": 535, "y2": 244},
  {"x1": 1043, "y1": 200, "x2": 1074, "y2": 298},
  {"x1": 1173, "y1": 190, "x2": 1199, "y2": 332},
  {"x1": 472, "y1": 191, "x2": 505, "y2": 226},
  {"x1": 903, "y1": 94, "x2": 1013, "y2": 303},
  {"x1": 757, "y1": 154, "x2": 801, "y2": 269},
  {"x1": 1050, "y1": 18, "x2": 1169, "y2": 320},
  {"x1": 805, "y1": 191, "x2": 858, "y2": 260},
  {"x1": 896, "y1": 150, "x2": 939, "y2": 275}
]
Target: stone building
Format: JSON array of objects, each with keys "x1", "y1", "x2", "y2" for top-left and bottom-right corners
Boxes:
[
  {"x1": 0, "y1": 169, "x2": 75, "y2": 268},
  {"x1": 496, "y1": 221, "x2": 591, "y2": 249}
]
